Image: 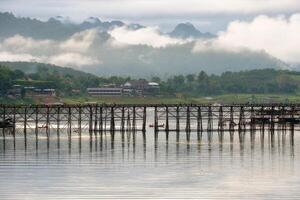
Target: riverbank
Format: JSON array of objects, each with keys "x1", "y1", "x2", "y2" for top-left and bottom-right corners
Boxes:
[
  {"x1": 1, "y1": 94, "x2": 300, "y2": 105},
  {"x1": 59, "y1": 94, "x2": 300, "y2": 104}
]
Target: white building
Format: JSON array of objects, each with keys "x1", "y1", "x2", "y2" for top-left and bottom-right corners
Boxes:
[{"x1": 87, "y1": 88, "x2": 123, "y2": 96}]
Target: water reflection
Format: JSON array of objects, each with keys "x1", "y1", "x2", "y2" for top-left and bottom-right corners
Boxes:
[
  {"x1": 0, "y1": 129, "x2": 295, "y2": 158},
  {"x1": 0, "y1": 130, "x2": 298, "y2": 199}
]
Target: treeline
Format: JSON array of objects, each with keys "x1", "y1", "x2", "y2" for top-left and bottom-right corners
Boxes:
[
  {"x1": 0, "y1": 65, "x2": 130, "y2": 96},
  {"x1": 157, "y1": 69, "x2": 300, "y2": 96},
  {"x1": 1, "y1": 65, "x2": 300, "y2": 98}
]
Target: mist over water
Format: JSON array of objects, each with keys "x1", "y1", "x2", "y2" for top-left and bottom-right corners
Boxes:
[{"x1": 0, "y1": 127, "x2": 299, "y2": 199}]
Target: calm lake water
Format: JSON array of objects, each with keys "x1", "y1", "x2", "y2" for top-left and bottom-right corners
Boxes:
[{"x1": 0, "y1": 126, "x2": 299, "y2": 199}]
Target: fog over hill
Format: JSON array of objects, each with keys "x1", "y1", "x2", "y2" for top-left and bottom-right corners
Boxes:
[{"x1": 0, "y1": 12, "x2": 290, "y2": 77}]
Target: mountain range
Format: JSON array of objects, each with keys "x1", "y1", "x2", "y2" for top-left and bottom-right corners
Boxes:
[
  {"x1": 0, "y1": 12, "x2": 214, "y2": 40},
  {"x1": 0, "y1": 12, "x2": 288, "y2": 77}
]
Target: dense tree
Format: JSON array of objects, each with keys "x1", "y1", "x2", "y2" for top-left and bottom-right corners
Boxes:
[{"x1": 1, "y1": 64, "x2": 300, "y2": 99}]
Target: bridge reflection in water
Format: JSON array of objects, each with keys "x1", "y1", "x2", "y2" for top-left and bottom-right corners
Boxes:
[{"x1": 0, "y1": 129, "x2": 295, "y2": 158}]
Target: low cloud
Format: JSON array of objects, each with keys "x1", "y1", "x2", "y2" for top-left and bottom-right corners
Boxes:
[
  {"x1": 0, "y1": 30, "x2": 102, "y2": 68},
  {"x1": 194, "y1": 14, "x2": 300, "y2": 63},
  {"x1": 109, "y1": 26, "x2": 187, "y2": 48}
]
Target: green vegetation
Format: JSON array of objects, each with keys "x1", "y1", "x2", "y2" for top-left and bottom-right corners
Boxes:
[
  {"x1": 159, "y1": 69, "x2": 300, "y2": 95},
  {"x1": 1, "y1": 63, "x2": 300, "y2": 104},
  {"x1": 61, "y1": 94, "x2": 300, "y2": 104}
]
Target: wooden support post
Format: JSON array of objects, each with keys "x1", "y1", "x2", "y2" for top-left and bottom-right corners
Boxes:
[
  {"x1": 78, "y1": 106, "x2": 82, "y2": 137},
  {"x1": 13, "y1": 106, "x2": 16, "y2": 148},
  {"x1": 154, "y1": 106, "x2": 158, "y2": 141},
  {"x1": 121, "y1": 107, "x2": 125, "y2": 132},
  {"x1": 270, "y1": 106, "x2": 275, "y2": 133},
  {"x1": 186, "y1": 106, "x2": 191, "y2": 132},
  {"x1": 142, "y1": 106, "x2": 147, "y2": 133},
  {"x1": 176, "y1": 106, "x2": 180, "y2": 142},
  {"x1": 132, "y1": 106, "x2": 136, "y2": 133},
  {"x1": 218, "y1": 106, "x2": 223, "y2": 132},
  {"x1": 218, "y1": 106, "x2": 224, "y2": 143},
  {"x1": 68, "y1": 106, "x2": 72, "y2": 139},
  {"x1": 35, "y1": 107, "x2": 38, "y2": 143},
  {"x1": 197, "y1": 106, "x2": 202, "y2": 141},
  {"x1": 176, "y1": 106, "x2": 180, "y2": 132},
  {"x1": 165, "y1": 106, "x2": 169, "y2": 141},
  {"x1": 2, "y1": 106, "x2": 6, "y2": 139},
  {"x1": 46, "y1": 106, "x2": 50, "y2": 140},
  {"x1": 165, "y1": 106, "x2": 169, "y2": 131},
  {"x1": 280, "y1": 106, "x2": 285, "y2": 132},
  {"x1": 261, "y1": 106, "x2": 265, "y2": 133},
  {"x1": 110, "y1": 106, "x2": 115, "y2": 138},
  {"x1": 99, "y1": 106, "x2": 103, "y2": 135},
  {"x1": 290, "y1": 105, "x2": 295, "y2": 141},
  {"x1": 24, "y1": 107, "x2": 27, "y2": 143},
  {"x1": 207, "y1": 106, "x2": 213, "y2": 132},
  {"x1": 197, "y1": 106, "x2": 202, "y2": 132},
  {"x1": 56, "y1": 107, "x2": 60, "y2": 139},
  {"x1": 186, "y1": 106, "x2": 191, "y2": 141},
  {"x1": 229, "y1": 106, "x2": 234, "y2": 142},
  {"x1": 229, "y1": 106, "x2": 234, "y2": 131},
  {"x1": 94, "y1": 105, "x2": 98, "y2": 135},
  {"x1": 238, "y1": 106, "x2": 244, "y2": 132},
  {"x1": 89, "y1": 105, "x2": 93, "y2": 136},
  {"x1": 126, "y1": 109, "x2": 131, "y2": 132},
  {"x1": 250, "y1": 106, "x2": 255, "y2": 132}
]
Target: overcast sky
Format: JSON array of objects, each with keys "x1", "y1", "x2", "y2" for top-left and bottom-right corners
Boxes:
[{"x1": 1, "y1": 0, "x2": 300, "y2": 32}]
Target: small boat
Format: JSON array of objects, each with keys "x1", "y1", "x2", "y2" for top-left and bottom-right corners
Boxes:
[{"x1": 149, "y1": 123, "x2": 165, "y2": 128}]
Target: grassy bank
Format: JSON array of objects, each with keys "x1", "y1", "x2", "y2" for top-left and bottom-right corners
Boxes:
[
  {"x1": 1, "y1": 94, "x2": 300, "y2": 105},
  {"x1": 61, "y1": 94, "x2": 300, "y2": 104}
]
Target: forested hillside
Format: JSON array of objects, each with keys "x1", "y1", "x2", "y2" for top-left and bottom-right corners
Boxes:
[{"x1": 1, "y1": 62, "x2": 300, "y2": 98}]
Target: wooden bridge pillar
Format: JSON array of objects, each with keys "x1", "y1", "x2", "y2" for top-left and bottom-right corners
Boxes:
[
  {"x1": 142, "y1": 106, "x2": 147, "y2": 133},
  {"x1": 110, "y1": 106, "x2": 115, "y2": 138},
  {"x1": 2, "y1": 106, "x2": 6, "y2": 140},
  {"x1": 186, "y1": 106, "x2": 191, "y2": 132},
  {"x1": 121, "y1": 106, "x2": 125, "y2": 132},
  {"x1": 46, "y1": 106, "x2": 50, "y2": 140},
  {"x1": 176, "y1": 106, "x2": 180, "y2": 142},
  {"x1": 207, "y1": 106, "x2": 213, "y2": 132},
  {"x1": 78, "y1": 106, "x2": 82, "y2": 137},
  {"x1": 94, "y1": 105, "x2": 98, "y2": 135},
  {"x1": 24, "y1": 107, "x2": 27, "y2": 144},
  {"x1": 238, "y1": 106, "x2": 245, "y2": 132},
  {"x1": 13, "y1": 106, "x2": 16, "y2": 148},
  {"x1": 132, "y1": 106, "x2": 136, "y2": 133},
  {"x1": 154, "y1": 106, "x2": 158, "y2": 141},
  {"x1": 165, "y1": 106, "x2": 169, "y2": 131},
  {"x1": 218, "y1": 106, "x2": 223, "y2": 132},
  {"x1": 229, "y1": 106, "x2": 234, "y2": 131},
  {"x1": 197, "y1": 106, "x2": 202, "y2": 141},
  {"x1": 35, "y1": 107, "x2": 39, "y2": 143},
  {"x1": 67, "y1": 106, "x2": 72, "y2": 139},
  {"x1": 165, "y1": 106, "x2": 169, "y2": 140},
  {"x1": 290, "y1": 105, "x2": 295, "y2": 143},
  {"x1": 126, "y1": 109, "x2": 131, "y2": 132},
  {"x1": 56, "y1": 107, "x2": 60, "y2": 139},
  {"x1": 270, "y1": 106, "x2": 275, "y2": 134},
  {"x1": 99, "y1": 106, "x2": 103, "y2": 134},
  {"x1": 89, "y1": 105, "x2": 93, "y2": 136}
]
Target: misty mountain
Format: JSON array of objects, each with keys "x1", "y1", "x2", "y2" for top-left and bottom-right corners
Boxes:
[
  {"x1": 86, "y1": 42, "x2": 285, "y2": 77},
  {"x1": 0, "y1": 12, "x2": 289, "y2": 77},
  {"x1": 0, "y1": 12, "x2": 130, "y2": 40},
  {"x1": 169, "y1": 23, "x2": 214, "y2": 39}
]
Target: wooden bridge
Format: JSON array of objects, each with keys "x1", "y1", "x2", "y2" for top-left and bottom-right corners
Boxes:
[{"x1": 0, "y1": 103, "x2": 299, "y2": 144}]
